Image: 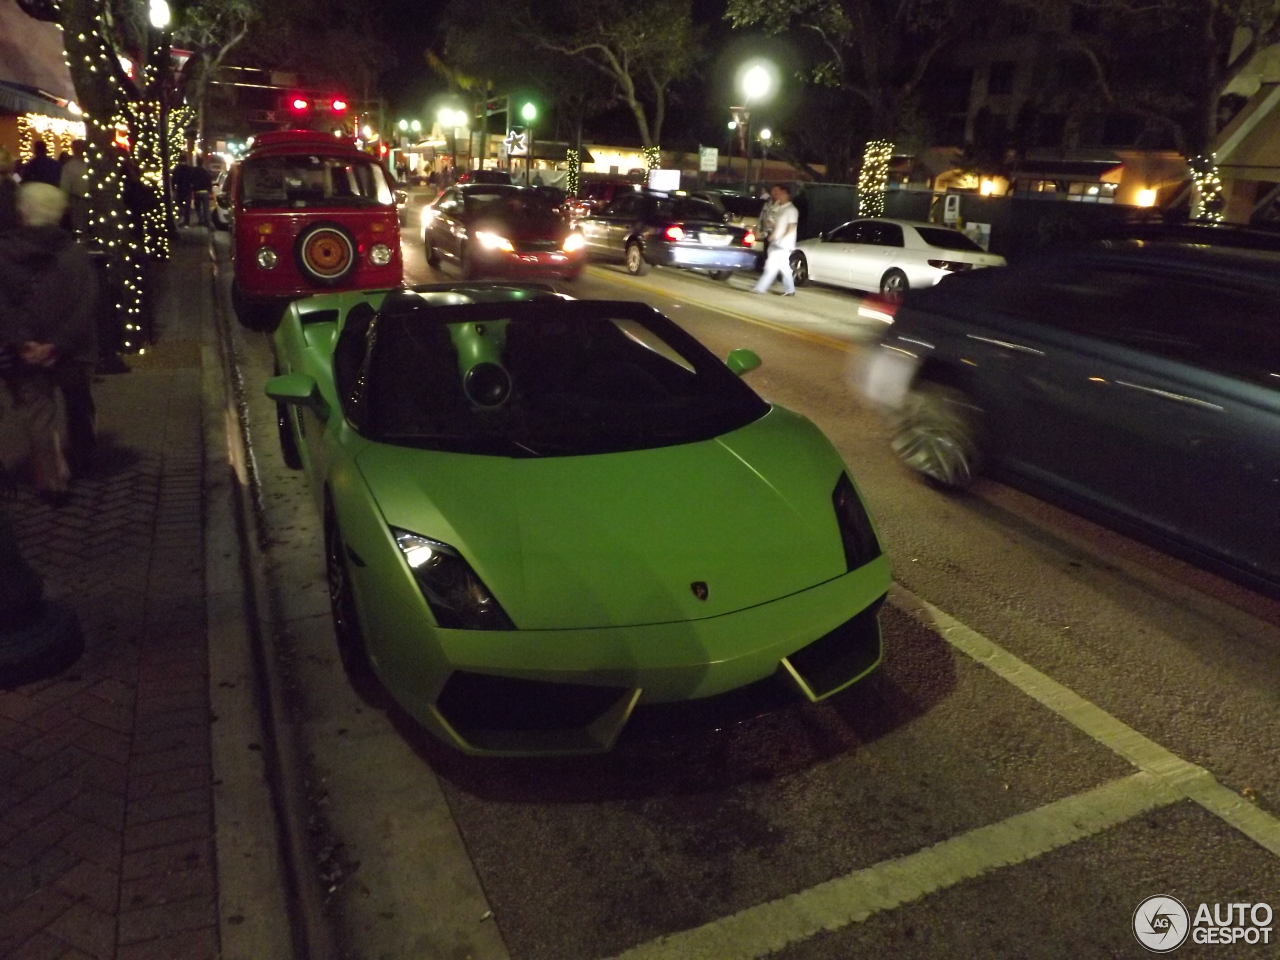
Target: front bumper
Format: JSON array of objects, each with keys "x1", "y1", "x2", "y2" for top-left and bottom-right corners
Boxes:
[
  {"x1": 364, "y1": 554, "x2": 892, "y2": 755},
  {"x1": 472, "y1": 248, "x2": 584, "y2": 278},
  {"x1": 648, "y1": 241, "x2": 758, "y2": 271}
]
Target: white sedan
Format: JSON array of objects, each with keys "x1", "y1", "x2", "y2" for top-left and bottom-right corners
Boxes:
[{"x1": 789, "y1": 218, "x2": 1006, "y2": 302}]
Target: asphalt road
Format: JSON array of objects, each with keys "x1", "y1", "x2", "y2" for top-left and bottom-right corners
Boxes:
[{"x1": 220, "y1": 226, "x2": 1280, "y2": 960}]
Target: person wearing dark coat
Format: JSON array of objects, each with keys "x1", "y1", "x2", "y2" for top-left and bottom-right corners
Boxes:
[
  {"x1": 19, "y1": 141, "x2": 63, "y2": 187},
  {"x1": 173, "y1": 159, "x2": 194, "y2": 226},
  {"x1": 0, "y1": 148, "x2": 17, "y2": 233},
  {"x1": 190, "y1": 162, "x2": 213, "y2": 226},
  {"x1": 0, "y1": 184, "x2": 98, "y2": 502}
]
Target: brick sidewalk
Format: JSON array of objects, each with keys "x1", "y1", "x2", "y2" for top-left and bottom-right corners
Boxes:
[{"x1": 0, "y1": 234, "x2": 219, "y2": 960}]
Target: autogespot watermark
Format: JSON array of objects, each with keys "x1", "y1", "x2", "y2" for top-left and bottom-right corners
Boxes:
[{"x1": 1133, "y1": 895, "x2": 1274, "y2": 952}]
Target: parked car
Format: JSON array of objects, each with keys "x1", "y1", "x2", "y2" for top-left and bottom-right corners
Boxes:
[
  {"x1": 691, "y1": 189, "x2": 767, "y2": 229},
  {"x1": 578, "y1": 191, "x2": 757, "y2": 279},
  {"x1": 790, "y1": 218, "x2": 1006, "y2": 302},
  {"x1": 421, "y1": 183, "x2": 585, "y2": 281},
  {"x1": 266, "y1": 287, "x2": 890, "y2": 754},
  {"x1": 211, "y1": 170, "x2": 231, "y2": 231},
  {"x1": 862, "y1": 246, "x2": 1280, "y2": 593},
  {"x1": 227, "y1": 130, "x2": 402, "y2": 330},
  {"x1": 456, "y1": 169, "x2": 513, "y2": 186}
]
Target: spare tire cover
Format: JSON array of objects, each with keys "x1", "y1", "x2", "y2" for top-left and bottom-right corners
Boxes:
[{"x1": 296, "y1": 223, "x2": 357, "y2": 286}]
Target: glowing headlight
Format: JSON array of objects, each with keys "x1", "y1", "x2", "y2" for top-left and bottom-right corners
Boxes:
[
  {"x1": 475, "y1": 231, "x2": 515, "y2": 252},
  {"x1": 562, "y1": 232, "x2": 586, "y2": 253},
  {"x1": 369, "y1": 243, "x2": 392, "y2": 266},
  {"x1": 255, "y1": 246, "x2": 279, "y2": 269},
  {"x1": 421, "y1": 206, "x2": 437, "y2": 226},
  {"x1": 392, "y1": 529, "x2": 515, "y2": 630}
]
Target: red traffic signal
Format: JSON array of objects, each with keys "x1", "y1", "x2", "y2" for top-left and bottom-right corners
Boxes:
[{"x1": 331, "y1": 99, "x2": 348, "y2": 112}]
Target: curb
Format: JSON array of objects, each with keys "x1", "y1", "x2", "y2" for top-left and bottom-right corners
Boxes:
[{"x1": 203, "y1": 238, "x2": 337, "y2": 960}]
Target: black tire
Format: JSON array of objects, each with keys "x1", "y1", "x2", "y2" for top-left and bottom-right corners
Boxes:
[
  {"x1": 790, "y1": 252, "x2": 810, "y2": 287},
  {"x1": 562, "y1": 269, "x2": 582, "y2": 283},
  {"x1": 425, "y1": 238, "x2": 440, "y2": 268},
  {"x1": 274, "y1": 364, "x2": 303, "y2": 470},
  {"x1": 231, "y1": 284, "x2": 283, "y2": 333},
  {"x1": 891, "y1": 381, "x2": 983, "y2": 490},
  {"x1": 460, "y1": 243, "x2": 478, "y2": 280},
  {"x1": 324, "y1": 502, "x2": 374, "y2": 682},
  {"x1": 625, "y1": 242, "x2": 649, "y2": 276},
  {"x1": 881, "y1": 268, "x2": 909, "y2": 303},
  {"x1": 710, "y1": 269, "x2": 733, "y2": 282}
]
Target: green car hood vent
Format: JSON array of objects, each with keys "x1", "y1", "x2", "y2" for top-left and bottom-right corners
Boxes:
[{"x1": 358, "y1": 408, "x2": 850, "y2": 631}]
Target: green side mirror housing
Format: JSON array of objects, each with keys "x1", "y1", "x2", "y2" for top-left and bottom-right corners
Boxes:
[
  {"x1": 725, "y1": 348, "x2": 762, "y2": 377},
  {"x1": 265, "y1": 373, "x2": 328, "y2": 420}
]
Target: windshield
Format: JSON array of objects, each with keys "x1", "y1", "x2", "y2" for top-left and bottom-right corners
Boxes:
[
  {"x1": 464, "y1": 189, "x2": 565, "y2": 226},
  {"x1": 240, "y1": 155, "x2": 394, "y2": 209},
  {"x1": 363, "y1": 300, "x2": 769, "y2": 456},
  {"x1": 915, "y1": 226, "x2": 985, "y2": 252}
]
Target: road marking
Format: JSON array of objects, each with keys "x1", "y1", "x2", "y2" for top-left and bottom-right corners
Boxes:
[
  {"x1": 585, "y1": 267, "x2": 856, "y2": 353},
  {"x1": 890, "y1": 583, "x2": 1280, "y2": 858},
  {"x1": 605, "y1": 586, "x2": 1280, "y2": 960},
  {"x1": 605, "y1": 772, "x2": 1180, "y2": 960}
]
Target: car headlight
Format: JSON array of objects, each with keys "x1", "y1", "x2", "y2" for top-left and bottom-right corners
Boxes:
[
  {"x1": 255, "y1": 246, "x2": 279, "y2": 270},
  {"x1": 562, "y1": 232, "x2": 585, "y2": 253},
  {"x1": 369, "y1": 243, "x2": 392, "y2": 266},
  {"x1": 475, "y1": 231, "x2": 515, "y2": 252},
  {"x1": 392, "y1": 528, "x2": 515, "y2": 630},
  {"x1": 832, "y1": 474, "x2": 881, "y2": 571},
  {"x1": 422, "y1": 207, "x2": 437, "y2": 227}
]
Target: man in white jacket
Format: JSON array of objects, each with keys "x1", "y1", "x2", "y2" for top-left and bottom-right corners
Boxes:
[{"x1": 753, "y1": 184, "x2": 797, "y2": 296}]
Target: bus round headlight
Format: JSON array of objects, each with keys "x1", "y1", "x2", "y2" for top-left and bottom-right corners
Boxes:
[
  {"x1": 369, "y1": 243, "x2": 393, "y2": 266},
  {"x1": 255, "y1": 246, "x2": 279, "y2": 269}
]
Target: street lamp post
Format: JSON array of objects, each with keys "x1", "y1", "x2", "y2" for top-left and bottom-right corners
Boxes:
[
  {"x1": 759, "y1": 128, "x2": 772, "y2": 182},
  {"x1": 149, "y1": 0, "x2": 174, "y2": 233},
  {"x1": 737, "y1": 63, "x2": 774, "y2": 192},
  {"x1": 521, "y1": 102, "x2": 537, "y2": 186}
]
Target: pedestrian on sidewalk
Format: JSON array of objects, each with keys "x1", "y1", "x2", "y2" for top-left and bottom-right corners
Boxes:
[
  {"x1": 58, "y1": 139, "x2": 90, "y2": 236},
  {"x1": 191, "y1": 160, "x2": 214, "y2": 227},
  {"x1": 18, "y1": 140, "x2": 61, "y2": 186},
  {"x1": 753, "y1": 183, "x2": 798, "y2": 296},
  {"x1": 0, "y1": 183, "x2": 99, "y2": 501},
  {"x1": 174, "y1": 155, "x2": 194, "y2": 226}
]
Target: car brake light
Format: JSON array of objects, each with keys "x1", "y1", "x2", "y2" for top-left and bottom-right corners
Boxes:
[
  {"x1": 664, "y1": 225, "x2": 685, "y2": 241},
  {"x1": 927, "y1": 259, "x2": 974, "y2": 272},
  {"x1": 742, "y1": 230, "x2": 756, "y2": 247},
  {"x1": 331, "y1": 99, "x2": 348, "y2": 112},
  {"x1": 291, "y1": 98, "x2": 309, "y2": 111}
]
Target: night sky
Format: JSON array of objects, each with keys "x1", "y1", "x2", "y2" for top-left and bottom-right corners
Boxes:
[{"x1": 372, "y1": 0, "x2": 777, "y2": 149}]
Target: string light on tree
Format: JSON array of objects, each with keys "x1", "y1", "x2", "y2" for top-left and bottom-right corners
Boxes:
[
  {"x1": 857, "y1": 139, "x2": 893, "y2": 217},
  {"x1": 643, "y1": 146, "x2": 661, "y2": 172},
  {"x1": 17, "y1": 113, "x2": 85, "y2": 162},
  {"x1": 1190, "y1": 154, "x2": 1224, "y2": 222},
  {"x1": 565, "y1": 148, "x2": 580, "y2": 197}
]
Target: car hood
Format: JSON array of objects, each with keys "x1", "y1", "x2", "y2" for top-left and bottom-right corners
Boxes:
[{"x1": 358, "y1": 406, "x2": 850, "y2": 630}]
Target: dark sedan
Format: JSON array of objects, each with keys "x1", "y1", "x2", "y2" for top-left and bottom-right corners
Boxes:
[
  {"x1": 422, "y1": 184, "x2": 585, "y2": 281},
  {"x1": 862, "y1": 246, "x2": 1280, "y2": 593},
  {"x1": 579, "y1": 192, "x2": 757, "y2": 280}
]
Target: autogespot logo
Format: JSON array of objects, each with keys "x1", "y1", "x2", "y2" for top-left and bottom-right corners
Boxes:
[{"x1": 1134, "y1": 895, "x2": 1190, "y2": 953}]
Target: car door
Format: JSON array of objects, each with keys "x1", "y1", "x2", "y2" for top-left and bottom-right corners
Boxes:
[
  {"x1": 835, "y1": 220, "x2": 884, "y2": 288},
  {"x1": 850, "y1": 221, "x2": 903, "y2": 290},
  {"x1": 579, "y1": 199, "x2": 619, "y2": 258},
  {"x1": 430, "y1": 189, "x2": 463, "y2": 260},
  {"x1": 807, "y1": 221, "x2": 865, "y2": 286},
  {"x1": 607, "y1": 194, "x2": 646, "y2": 253}
]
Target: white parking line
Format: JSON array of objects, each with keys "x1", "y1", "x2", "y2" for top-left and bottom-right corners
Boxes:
[
  {"x1": 603, "y1": 586, "x2": 1280, "y2": 960},
  {"x1": 891, "y1": 584, "x2": 1280, "y2": 858},
  {"x1": 606, "y1": 772, "x2": 1180, "y2": 960}
]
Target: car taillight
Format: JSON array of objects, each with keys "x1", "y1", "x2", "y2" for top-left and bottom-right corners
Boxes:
[
  {"x1": 664, "y1": 225, "x2": 686, "y2": 241},
  {"x1": 927, "y1": 259, "x2": 974, "y2": 272},
  {"x1": 742, "y1": 230, "x2": 756, "y2": 247},
  {"x1": 856, "y1": 296, "x2": 897, "y2": 325}
]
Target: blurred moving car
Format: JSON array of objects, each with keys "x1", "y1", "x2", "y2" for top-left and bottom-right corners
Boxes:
[
  {"x1": 862, "y1": 246, "x2": 1280, "y2": 593},
  {"x1": 565, "y1": 178, "x2": 641, "y2": 218},
  {"x1": 421, "y1": 183, "x2": 585, "y2": 280},
  {"x1": 456, "y1": 170, "x2": 513, "y2": 186},
  {"x1": 791, "y1": 219, "x2": 1005, "y2": 302},
  {"x1": 578, "y1": 191, "x2": 756, "y2": 279},
  {"x1": 266, "y1": 287, "x2": 890, "y2": 754},
  {"x1": 227, "y1": 130, "x2": 402, "y2": 330}
]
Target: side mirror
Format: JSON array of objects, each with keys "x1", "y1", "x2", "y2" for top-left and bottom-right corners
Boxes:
[
  {"x1": 818, "y1": 230, "x2": 828, "y2": 242},
  {"x1": 723, "y1": 211, "x2": 734, "y2": 223},
  {"x1": 216, "y1": 194, "x2": 231, "y2": 209},
  {"x1": 725, "y1": 348, "x2": 762, "y2": 377},
  {"x1": 265, "y1": 373, "x2": 329, "y2": 421},
  {"x1": 394, "y1": 190, "x2": 408, "y2": 206}
]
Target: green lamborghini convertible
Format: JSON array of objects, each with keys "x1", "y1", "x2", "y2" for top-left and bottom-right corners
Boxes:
[{"x1": 266, "y1": 283, "x2": 891, "y2": 755}]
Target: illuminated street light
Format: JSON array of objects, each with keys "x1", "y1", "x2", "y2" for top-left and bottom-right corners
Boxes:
[
  {"x1": 740, "y1": 64, "x2": 774, "y2": 103},
  {"x1": 361, "y1": 124, "x2": 373, "y2": 139},
  {"x1": 727, "y1": 120, "x2": 738, "y2": 130},
  {"x1": 521, "y1": 102, "x2": 537, "y2": 123},
  {"x1": 148, "y1": 0, "x2": 170, "y2": 29},
  {"x1": 411, "y1": 119, "x2": 422, "y2": 133},
  {"x1": 759, "y1": 128, "x2": 772, "y2": 142},
  {"x1": 398, "y1": 119, "x2": 409, "y2": 131}
]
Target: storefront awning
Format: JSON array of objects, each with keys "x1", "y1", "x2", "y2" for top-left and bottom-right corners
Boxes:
[{"x1": 0, "y1": 81, "x2": 77, "y2": 119}]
